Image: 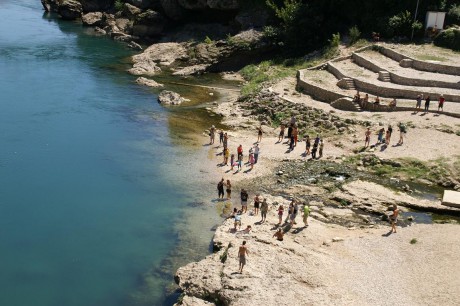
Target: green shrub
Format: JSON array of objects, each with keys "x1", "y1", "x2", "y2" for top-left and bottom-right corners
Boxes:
[
  {"x1": 204, "y1": 36, "x2": 213, "y2": 45},
  {"x1": 446, "y1": 4, "x2": 460, "y2": 26},
  {"x1": 348, "y1": 25, "x2": 361, "y2": 45},
  {"x1": 387, "y1": 10, "x2": 421, "y2": 38},
  {"x1": 114, "y1": 0, "x2": 124, "y2": 12},
  {"x1": 434, "y1": 27, "x2": 460, "y2": 51}
]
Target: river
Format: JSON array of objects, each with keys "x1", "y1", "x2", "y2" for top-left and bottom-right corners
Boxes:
[{"x1": 0, "y1": 1, "x2": 224, "y2": 305}]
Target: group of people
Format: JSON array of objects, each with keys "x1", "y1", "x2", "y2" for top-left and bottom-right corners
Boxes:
[
  {"x1": 415, "y1": 94, "x2": 445, "y2": 113},
  {"x1": 353, "y1": 92, "x2": 397, "y2": 109},
  {"x1": 278, "y1": 116, "x2": 325, "y2": 160},
  {"x1": 229, "y1": 191, "x2": 311, "y2": 273},
  {"x1": 212, "y1": 126, "x2": 261, "y2": 173},
  {"x1": 365, "y1": 123, "x2": 406, "y2": 147}
]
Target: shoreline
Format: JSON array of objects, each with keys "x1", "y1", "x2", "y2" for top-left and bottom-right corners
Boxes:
[{"x1": 170, "y1": 70, "x2": 460, "y2": 305}]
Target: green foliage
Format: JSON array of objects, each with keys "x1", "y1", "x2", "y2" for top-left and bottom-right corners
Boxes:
[
  {"x1": 434, "y1": 27, "x2": 460, "y2": 51},
  {"x1": 204, "y1": 36, "x2": 214, "y2": 45},
  {"x1": 114, "y1": 0, "x2": 125, "y2": 12},
  {"x1": 446, "y1": 4, "x2": 460, "y2": 26},
  {"x1": 410, "y1": 238, "x2": 418, "y2": 244},
  {"x1": 266, "y1": 0, "x2": 301, "y2": 30},
  {"x1": 387, "y1": 10, "x2": 414, "y2": 38},
  {"x1": 226, "y1": 34, "x2": 252, "y2": 50},
  {"x1": 348, "y1": 25, "x2": 361, "y2": 46},
  {"x1": 323, "y1": 33, "x2": 340, "y2": 58}
]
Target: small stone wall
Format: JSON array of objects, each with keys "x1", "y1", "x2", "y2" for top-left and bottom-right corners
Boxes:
[
  {"x1": 330, "y1": 98, "x2": 359, "y2": 111},
  {"x1": 352, "y1": 52, "x2": 460, "y2": 90},
  {"x1": 378, "y1": 45, "x2": 460, "y2": 76},
  {"x1": 326, "y1": 62, "x2": 346, "y2": 80},
  {"x1": 296, "y1": 70, "x2": 346, "y2": 103}
]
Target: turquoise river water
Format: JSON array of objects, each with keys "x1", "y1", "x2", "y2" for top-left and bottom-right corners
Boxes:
[{"x1": 0, "y1": 1, "x2": 224, "y2": 305}]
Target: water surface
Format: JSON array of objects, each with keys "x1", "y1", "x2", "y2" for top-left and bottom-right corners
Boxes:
[{"x1": 0, "y1": 1, "x2": 220, "y2": 305}]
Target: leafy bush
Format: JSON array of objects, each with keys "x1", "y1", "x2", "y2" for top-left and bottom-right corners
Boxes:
[
  {"x1": 434, "y1": 27, "x2": 460, "y2": 51},
  {"x1": 387, "y1": 10, "x2": 414, "y2": 38},
  {"x1": 204, "y1": 36, "x2": 213, "y2": 45},
  {"x1": 446, "y1": 4, "x2": 460, "y2": 26},
  {"x1": 348, "y1": 25, "x2": 361, "y2": 45},
  {"x1": 114, "y1": 0, "x2": 125, "y2": 12}
]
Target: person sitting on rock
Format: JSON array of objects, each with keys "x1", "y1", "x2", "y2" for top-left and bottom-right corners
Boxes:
[
  {"x1": 374, "y1": 96, "x2": 380, "y2": 105},
  {"x1": 353, "y1": 91, "x2": 361, "y2": 102},
  {"x1": 389, "y1": 98, "x2": 397, "y2": 108},
  {"x1": 273, "y1": 228, "x2": 284, "y2": 241}
]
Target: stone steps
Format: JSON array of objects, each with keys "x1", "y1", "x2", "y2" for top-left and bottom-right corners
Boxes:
[{"x1": 378, "y1": 71, "x2": 391, "y2": 82}]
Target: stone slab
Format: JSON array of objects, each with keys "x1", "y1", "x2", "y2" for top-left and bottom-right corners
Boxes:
[{"x1": 442, "y1": 190, "x2": 460, "y2": 208}]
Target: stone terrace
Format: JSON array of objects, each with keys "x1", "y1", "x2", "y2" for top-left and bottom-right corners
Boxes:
[{"x1": 297, "y1": 44, "x2": 460, "y2": 117}]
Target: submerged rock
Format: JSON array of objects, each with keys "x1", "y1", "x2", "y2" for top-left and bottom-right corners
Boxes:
[
  {"x1": 158, "y1": 90, "x2": 186, "y2": 105},
  {"x1": 136, "y1": 77, "x2": 164, "y2": 88}
]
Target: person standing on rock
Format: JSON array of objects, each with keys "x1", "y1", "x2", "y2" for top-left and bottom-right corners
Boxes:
[
  {"x1": 438, "y1": 94, "x2": 445, "y2": 112},
  {"x1": 230, "y1": 153, "x2": 235, "y2": 171},
  {"x1": 249, "y1": 152, "x2": 255, "y2": 170},
  {"x1": 209, "y1": 125, "x2": 216, "y2": 145},
  {"x1": 289, "y1": 130, "x2": 295, "y2": 151},
  {"x1": 303, "y1": 204, "x2": 311, "y2": 226},
  {"x1": 240, "y1": 189, "x2": 249, "y2": 213},
  {"x1": 424, "y1": 95, "x2": 431, "y2": 113},
  {"x1": 305, "y1": 135, "x2": 311, "y2": 156},
  {"x1": 319, "y1": 139, "x2": 324, "y2": 158},
  {"x1": 224, "y1": 147, "x2": 230, "y2": 165},
  {"x1": 223, "y1": 133, "x2": 228, "y2": 150},
  {"x1": 311, "y1": 140, "x2": 318, "y2": 159},
  {"x1": 257, "y1": 126, "x2": 263, "y2": 143},
  {"x1": 253, "y1": 144, "x2": 260, "y2": 164},
  {"x1": 287, "y1": 124, "x2": 293, "y2": 140},
  {"x1": 389, "y1": 204, "x2": 399, "y2": 233},
  {"x1": 292, "y1": 125, "x2": 299, "y2": 147},
  {"x1": 377, "y1": 128, "x2": 385, "y2": 144},
  {"x1": 226, "y1": 179, "x2": 232, "y2": 199},
  {"x1": 365, "y1": 127, "x2": 371, "y2": 147},
  {"x1": 385, "y1": 129, "x2": 391, "y2": 145},
  {"x1": 237, "y1": 154, "x2": 242, "y2": 171},
  {"x1": 237, "y1": 144, "x2": 243, "y2": 160},
  {"x1": 260, "y1": 199, "x2": 269, "y2": 223},
  {"x1": 217, "y1": 178, "x2": 225, "y2": 200},
  {"x1": 285, "y1": 201, "x2": 294, "y2": 223},
  {"x1": 238, "y1": 241, "x2": 249, "y2": 273},
  {"x1": 415, "y1": 94, "x2": 422, "y2": 113},
  {"x1": 254, "y1": 194, "x2": 261, "y2": 216},
  {"x1": 219, "y1": 130, "x2": 224, "y2": 145},
  {"x1": 278, "y1": 123, "x2": 285, "y2": 142},
  {"x1": 397, "y1": 123, "x2": 406, "y2": 145},
  {"x1": 277, "y1": 205, "x2": 284, "y2": 225},
  {"x1": 290, "y1": 201, "x2": 299, "y2": 226}
]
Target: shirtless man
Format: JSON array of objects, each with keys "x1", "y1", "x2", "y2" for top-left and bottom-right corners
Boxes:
[
  {"x1": 390, "y1": 204, "x2": 399, "y2": 233},
  {"x1": 365, "y1": 127, "x2": 371, "y2": 147},
  {"x1": 238, "y1": 241, "x2": 249, "y2": 273}
]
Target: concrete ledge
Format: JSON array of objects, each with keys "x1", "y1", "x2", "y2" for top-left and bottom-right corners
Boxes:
[{"x1": 442, "y1": 190, "x2": 460, "y2": 208}]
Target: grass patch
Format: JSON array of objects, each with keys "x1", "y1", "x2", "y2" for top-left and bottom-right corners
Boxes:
[
  {"x1": 239, "y1": 41, "x2": 340, "y2": 98},
  {"x1": 410, "y1": 238, "x2": 418, "y2": 244}
]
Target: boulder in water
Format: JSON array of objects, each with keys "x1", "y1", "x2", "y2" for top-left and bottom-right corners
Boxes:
[{"x1": 158, "y1": 90, "x2": 186, "y2": 105}]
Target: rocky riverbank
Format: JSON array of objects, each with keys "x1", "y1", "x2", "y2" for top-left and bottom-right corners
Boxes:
[{"x1": 170, "y1": 63, "x2": 460, "y2": 305}]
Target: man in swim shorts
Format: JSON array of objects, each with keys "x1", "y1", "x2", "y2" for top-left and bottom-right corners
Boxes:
[
  {"x1": 240, "y1": 189, "x2": 248, "y2": 213},
  {"x1": 238, "y1": 241, "x2": 249, "y2": 273}
]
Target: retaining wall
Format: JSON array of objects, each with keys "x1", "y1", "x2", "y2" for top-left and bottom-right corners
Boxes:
[
  {"x1": 378, "y1": 46, "x2": 460, "y2": 76},
  {"x1": 327, "y1": 61, "x2": 460, "y2": 102},
  {"x1": 352, "y1": 52, "x2": 460, "y2": 90},
  {"x1": 296, "y1": 70, "x2": 346, "y2": 103}
]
